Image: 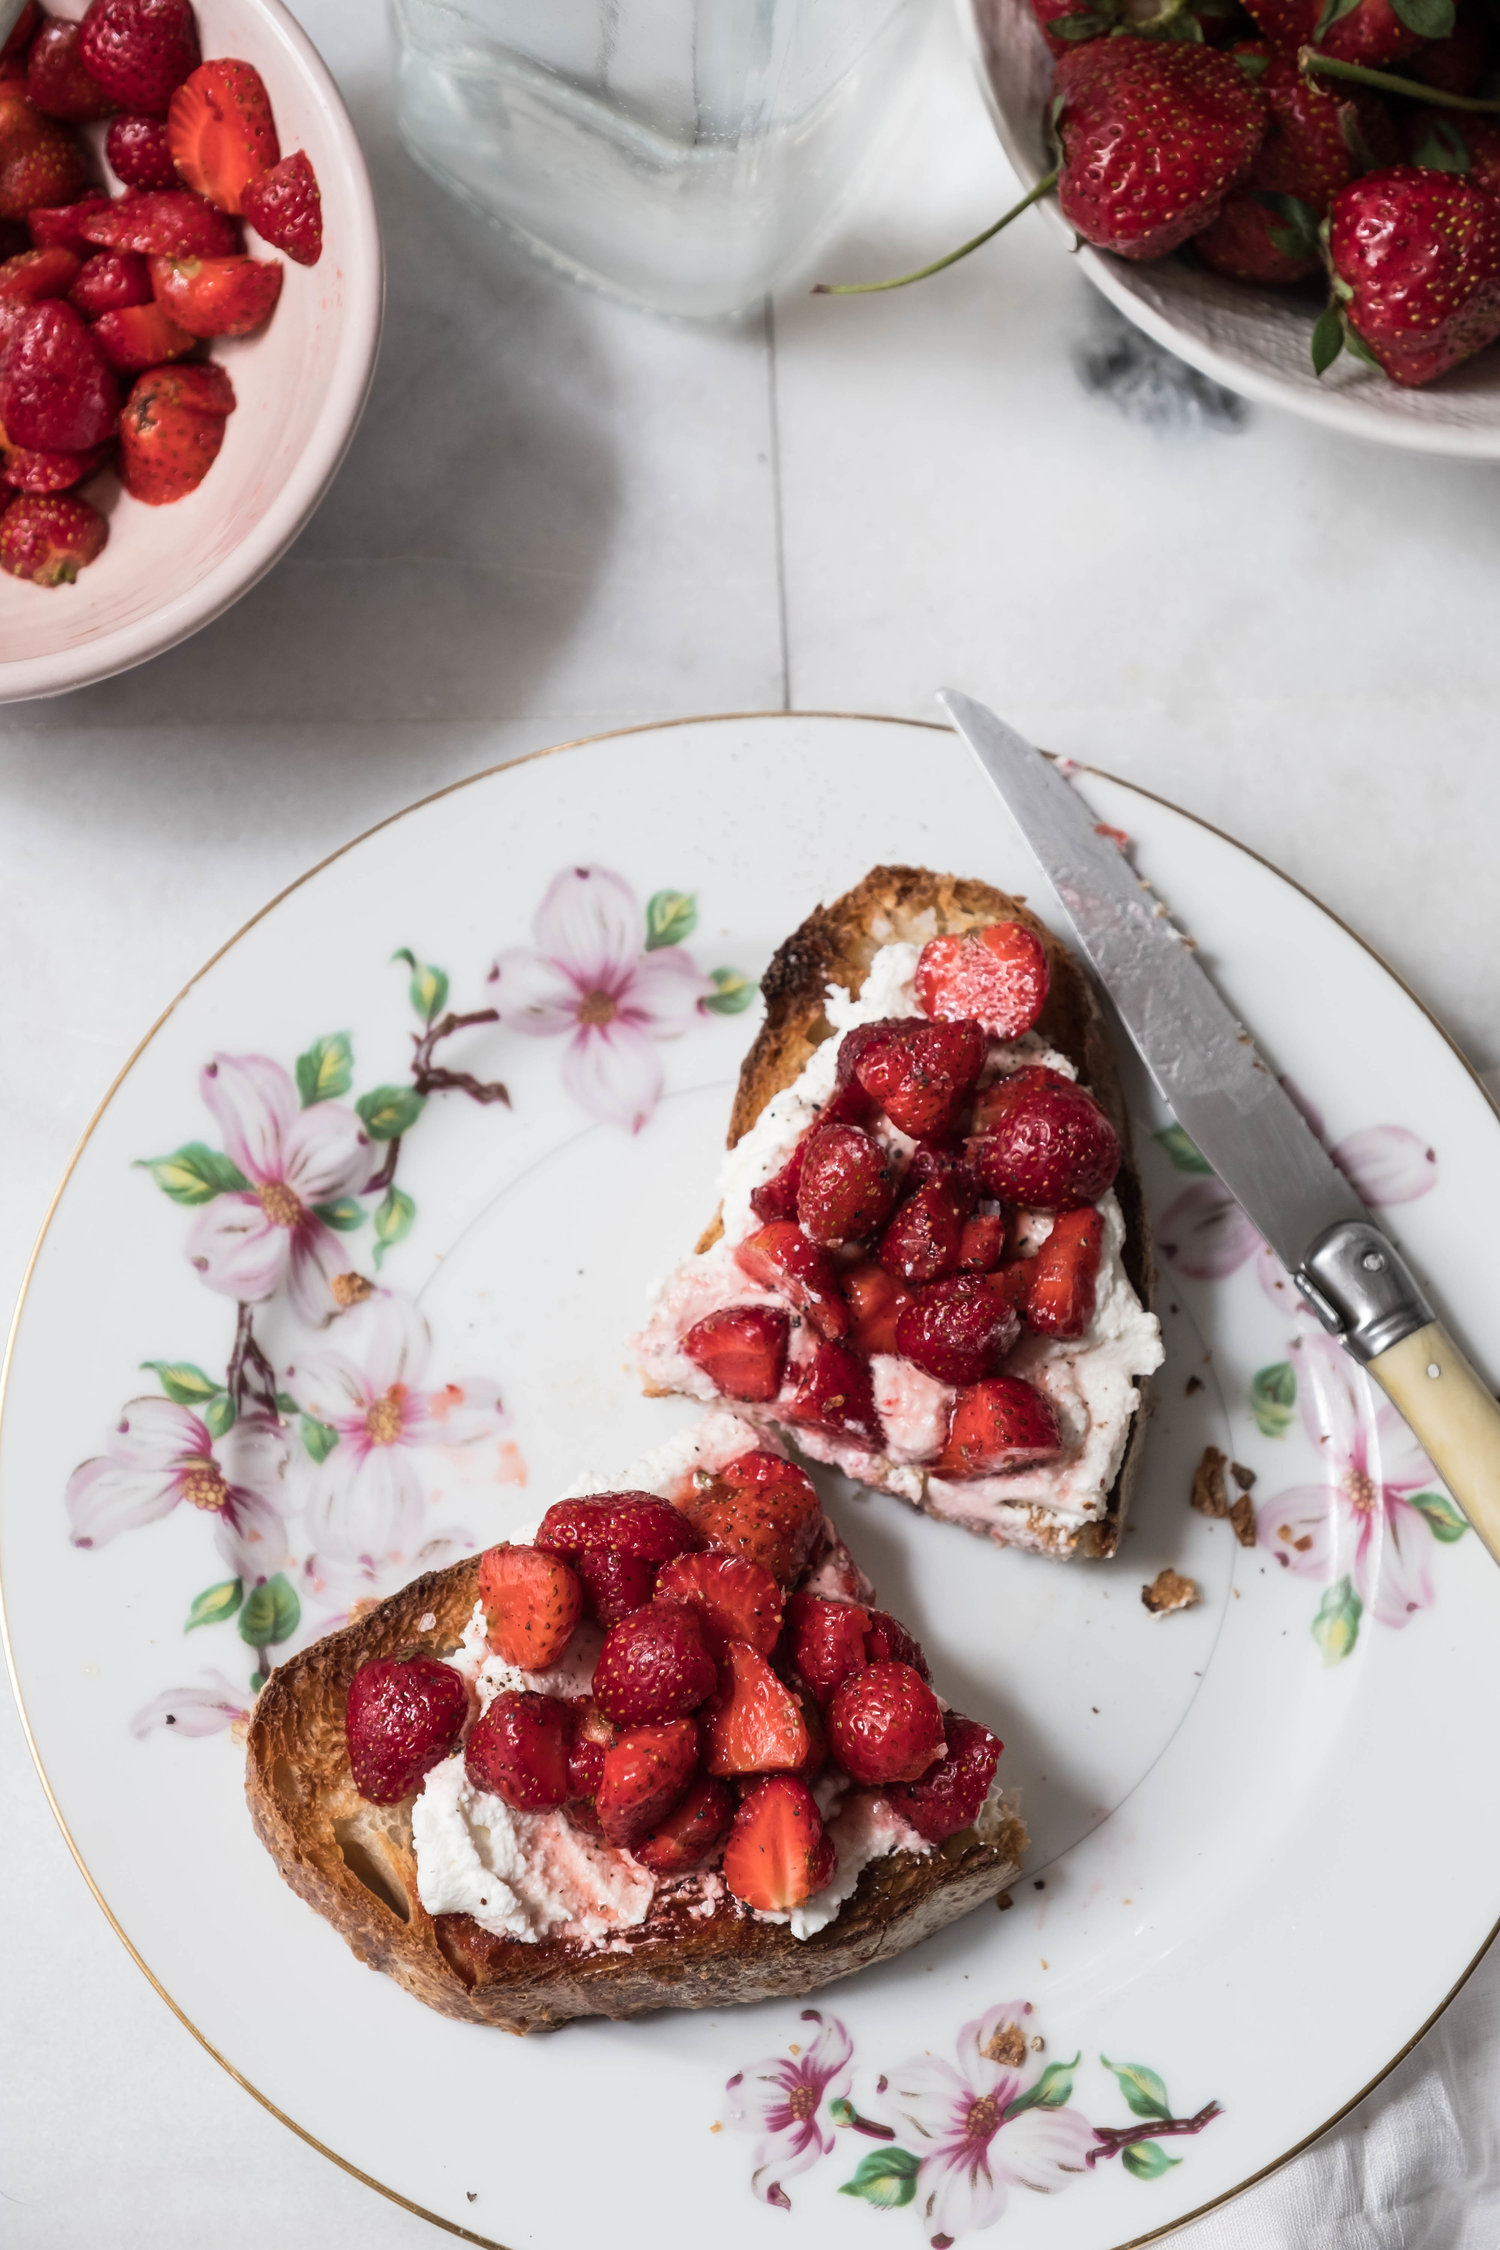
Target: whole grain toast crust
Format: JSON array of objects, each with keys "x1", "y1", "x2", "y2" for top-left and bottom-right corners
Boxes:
[
  {"x1": 246, "y1": 1555, "x2": 1026, "y2": 2034},
  {"x1": 688, "y1": 866, "x2": 1154, "y2": 1559}
]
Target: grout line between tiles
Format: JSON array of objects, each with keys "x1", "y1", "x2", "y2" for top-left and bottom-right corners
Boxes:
[{"x1": 764, "y1": 293, "x2": 791, "y2": 712}]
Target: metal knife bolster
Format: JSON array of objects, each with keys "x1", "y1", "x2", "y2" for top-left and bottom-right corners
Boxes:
[{"x1": 1297, "y1": 1221, "x2": 1434, "y2": 1364}]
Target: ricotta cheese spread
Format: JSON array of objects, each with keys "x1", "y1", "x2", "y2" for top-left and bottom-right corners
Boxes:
[{"x1": 631, "y1": 941, "x2": 1164, "y2": 1543}]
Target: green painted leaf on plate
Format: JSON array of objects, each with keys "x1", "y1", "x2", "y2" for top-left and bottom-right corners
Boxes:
[
  {"x1": 1004, "y1": 2052, "x2": 1081, "y2": 2119},
  {"x1": 356, "y1": 1085, "x2": 426, "y2": 1142},
  {"x1": 393, "y1": 949, "x2": 450, "y2": 1023},
  {"x1": 313, "y1": 1198, "x2": 366, "y2": 1232},
  {"x1": 1122, "y1": 2140, "x2": 1182, "y2": 2181},
  {"x1": 185, "y1": 1578, "x2": 242, "y2": 1631},
  {"x1": 1311, "y1": 1573, "x2": 1362, "y2": 1665},
  {"x1": 239, "y1": 1573, "x2": 300, "y2": 1649},
  {"x1": 1410, "y1": 1489, "x2": 1468, "y2": 1543},
  {"x1": 838, "y1": 2148, "x2": 919, "y2": 2207},
  {"x1": 1251, "y1": 1361, "x2": 1296, "y2": 1438},
  {"x1": 300, "y1": 1414, "x2": 339, "y2": 1465},
  {"x1": 1100, "y1": 2059, "x2": 1171, "y2": 2121},
  {"x1": 140, "y1": 1359, "x2": 219, "y2": 1404},
  {"x1": 203, "y1": 1391, "x2": 237, "y2": 1441},
  {"x1": 703, "y1": 967, "x2": 758, "y2": 1016},
  {"x1": 135, "y1": 1144, "x2": 249, "y2": 1205},
  {"x1": 295, "y1": 1032, "x2": 354, "y2": 1107},
  {"x1": 645, "y1": 890, "x2": 697, "y2": 950},
  {"x1": 1155, "y1": 1124, "x2": 1212, "y2": 1174},
  {"x1": 373, "y1": 1186, "x2": 416, "y2": 1268}
]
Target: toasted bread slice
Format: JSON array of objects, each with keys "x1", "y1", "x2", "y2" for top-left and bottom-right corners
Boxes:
[
  {"x1": 246, "y1": 1418, "x2": 1027, "y2": 2034},
  {"x1": 636, "y1": 865, "x2": 1157, "y2": 1560}
]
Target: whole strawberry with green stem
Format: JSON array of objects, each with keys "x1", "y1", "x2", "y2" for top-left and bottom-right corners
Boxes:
[{"x1": 1319, "y1": 162, "x2": 1500, "y2": 382}]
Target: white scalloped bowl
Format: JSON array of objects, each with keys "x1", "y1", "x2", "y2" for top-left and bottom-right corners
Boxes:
[
  {"x1": 962, "y1": 0, "x2": 1500, "y2": 455},
  {"x1": 0, "y1": 0, "x2": 382, "y2": 702}
]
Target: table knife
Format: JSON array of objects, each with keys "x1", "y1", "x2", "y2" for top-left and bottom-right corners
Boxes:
[{"x1": 939, "y1": 686, "x2": 1500, "y2": 1568}]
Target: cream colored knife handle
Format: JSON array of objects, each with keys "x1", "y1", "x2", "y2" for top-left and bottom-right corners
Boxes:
[{"x1": 1365, "y1": 1323, "x2": 1500, "y2": 1568}]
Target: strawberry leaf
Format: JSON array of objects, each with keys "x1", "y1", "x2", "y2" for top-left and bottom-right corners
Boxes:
[
  {"x1": 1253, "y1": 191, "x2": 1321, "y2": 262},
  {"x1": 1411, "y1": 116, "x2": 1470, "y2": 172},
  {"x1": 1390, "y1": 0, "x2": 1454, "y2": 34},
  {"x1": 1234, "y1": 45, "x2": 1270, "y2": 70},
  {"x1": 1341, "y1": 314, "x2": 1381, "y2": 368},
  {"x1": 1311, "y1": 305, "x2": 1344, "y2": 376},
  {"x1": 1314, "y1": 0, "x2": 1364, "y2": 33}
]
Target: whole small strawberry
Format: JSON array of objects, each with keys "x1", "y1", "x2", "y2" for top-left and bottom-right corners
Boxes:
[
  {"x1": 827, "y1": 1660, "x2": 945, "y2": 1785},
  {"x1": 0, "y1": 94, "x2": 89, "y2": 219},
  {"x1": 241, "y1": 147, "x2": 322, "y2": 265},
  {"x1": 79, "y1": 0, "x2": 200, "y2": 116},
  {"x1": 0, "y1": 298, "x2": 118, "y2": 450},
  {"x1": 27, "y1": 20, "x2": 117, "y2": 122},
  {"x1": 1326, "y1": 164, "x2": 1500, "y2": 384},
  {"x1": 118, "y1": 358, "x2": 234, "y2": 502},
  {"x1": 0, "y1": 489, "x2": 106, "y2": 581},
  {"x1": 968, "y1": 1068, "x2": 1120, "y2": 1210},
  {"x1": 1054, "y1": 38, "x2": 1268, "y2": 260},
  {"x1": 345, "y1": 1653, "x2": 469, "y2": 1804},
  {"x1": 106, "y1": 112, "x2": 178, "y2": 189},
  {"x1": 1194, "y1": 188, "x2": 1323, "y2": 284},
  {"x1": 591, "y1": 1599, "x2": 717, "y2": 1728},
  {"x1": 2, "y1": 438, "x2": 108, "y2": 492}
]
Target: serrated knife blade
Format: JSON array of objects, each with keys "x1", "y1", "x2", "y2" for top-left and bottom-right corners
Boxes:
[{"x1": 938, "y1": 686, "x2": 1500, "y2": 1569}]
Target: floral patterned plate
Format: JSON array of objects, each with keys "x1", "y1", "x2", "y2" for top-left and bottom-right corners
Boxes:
[{"x1": 4, "y1": 712, "x2": 1499, "y2": 2250}]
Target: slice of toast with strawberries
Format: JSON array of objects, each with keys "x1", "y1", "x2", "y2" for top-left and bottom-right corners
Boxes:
[
  {"x1": 246, "y1": 1412, "x2": 1026, "y2": 2033},
  {"x1": 631, "y1": 866, "x2": 1161, "y2": 1560}
]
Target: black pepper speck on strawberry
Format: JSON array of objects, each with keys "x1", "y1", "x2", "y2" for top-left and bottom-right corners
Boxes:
[{"x1": 0, "y1": 0, "x2": 327, "y2": 585}]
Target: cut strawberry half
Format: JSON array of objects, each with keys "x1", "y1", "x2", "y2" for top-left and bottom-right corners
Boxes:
[
  {"x1": 465, "y1": 1689, "x2": 574, "y2": 1810},
  {"x1": 1025, "y1": 1207, "x2": 1104, "y2": 1339},
  {"x1": 596, "y1": 1718, "x2": 699, "y2": 1849},
  {"x1": 345, "y1": 1653, "x2": 469, "y2": 1805},
  {"x1": 956, "y1": 1211, "x2": 1005, "y2": 1273},
  {"x1": 878, "y1": 1172, "x2": 971, "y2": 1285},
  {"x1": 653, "y1": 1548, "x2": 784, "y2": 1657},
  {"x1": 783, "y1": 1591, "x2": 870, "y2": 1700},
  {"x1": 0, "y1": 246, "x2": 81, "y2": 301},
  {"x1": 915, "y1": 921, "x2": 1050, "y2": 1039},
  {"x1": 841, "y1": 1260, "x2": 912, "y2": 1356},
  {"x1": 827, "y1": 1659, "x2": 945, "y2": 1785},
  {"x1": 68, "y1": 248, "x2": 151, "y2": 315},
  {"x1": 968, "y1": 1069, "x2": 1121, "y2": 1212},
  {"x1": 572, "y1": 1548, "x2": 658, "y2": 1628},
  {"x1": 149, "y1": 249, "x2": 281, "y2": 336},
  {"x1": 241, "y1": 146, "x2": 321, "y2": 265},
  {"x1": 565, "y1": 1696, "x2": 616, "y2": 1813},
  {"x1": 633, "y1": 1772, "x2": 735, "y2": 1872},
  {"x1": 118, "y1": 360, "x2": 233, "y2": 504},
  {"x1": 852, "y1": 1017, "x2": 987, "y2": 1140},
  {"x1": 29, "y1": 195, "x2": 111, "y2": 252},
  {"x1": 783, "y1": 1338, "x2": 880, "y2": 1444},
  {"x1": 884, "y1": 1712, "x2": 1002, "y2": 1843},
  {"x1": 81, "y1": 188, "x2": 240, "y2": 256},
  {"x1": 721, "y1": 1774, "x2": 836, "y2": 1911},
  {"x1": 749, "y1": 1135, "x2": 807, "y2": 1225},
  {"x1": 894, "y1": 1274, "x2": 1020, "y2": 1386},
  {"x1": 477, "y1": 1542, "x2": 583, "y2": 1670},
  {"x1": 702, "y1": 1639, "x2": 811, "y2": 1776},
  {"x1": 685, "y1": 1458, "x2": 821, "y2": 1586},
  {"x1": 734, "y1": 1220, "x2": 849, "y2": 1341},
  {"x1": 864, "y1": 1609, "x2": 929, "y2": 1678},
  {"x1": 796, "y1": 1122, "x2": 898, "y2": 1247},
  {"x1": 91, "y1": 297, "x2": 193, "y2": 369},
  {"x1": 934, "y1": 1375, "x2": 1064, "y2": 1479},
  {"x1": 681, "y1": 1304, "x2": 789, "y2": 1402},
  {"x1": 168, "y1": 58, "x2": 279, "y2": 212},
  {"x1": 536, "y1": 1490, "x2": 700, "y2": 1562},
  {"x1": 591, "y1": 1599, "x2": 717, "y2": 1728}
]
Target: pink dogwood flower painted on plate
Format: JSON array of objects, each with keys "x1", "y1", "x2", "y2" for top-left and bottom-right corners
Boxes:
[
  {"x1": 67, "y1": 1396, "x2": 291, "y2": 1580},
  {"x1": 130, "y1": 1670, "x2": 252, "y2": 1739},
  {"x1": 487, "y1": 865, "x2": 755, "y2": 1134},
  {"x1": 722, "y1": 2003, "x2": 1223, "y2": 2239}
]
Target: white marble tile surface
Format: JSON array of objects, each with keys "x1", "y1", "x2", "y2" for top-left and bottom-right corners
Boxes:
[{"x1": 4, "y1": 0, "x2": 1500, "y2": 2241}]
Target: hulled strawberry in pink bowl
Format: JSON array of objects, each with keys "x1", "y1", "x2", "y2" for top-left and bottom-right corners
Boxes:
[{"x1": 0, "y1": 0, "x2": 380, "y2": 699}]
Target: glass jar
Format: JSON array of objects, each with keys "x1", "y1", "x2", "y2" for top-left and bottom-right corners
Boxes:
[{"x1": 392, "y1": 0, "x2": 936, "y2": 319}]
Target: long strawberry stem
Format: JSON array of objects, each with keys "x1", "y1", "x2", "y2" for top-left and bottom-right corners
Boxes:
[
  {"x1": 1298, "y1": 44, "x2": 1500, "y2": 109},
  {"x1": 812, "y1": 171, "x2": 1060, "y2": 295}
]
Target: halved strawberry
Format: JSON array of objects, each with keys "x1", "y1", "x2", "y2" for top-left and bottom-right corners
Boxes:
[
  {"x1": 592, "y1": 1599, "x2": 717, "y2": 1728},
  {"x1": 68, "y1": 247, "x2": 150, "y2": 314},
  {"x1": 864, "y1": 1609, "x2": 929, "y2": 1678},
  {"x1": 894, "y1": 1274, "x2": 1020, "y2": 1386},
  {"x1": 345, "y1": 1653, "x2": 469, "y2": 1805},
  {"x1": 853, "y1": 1017, "x2": 987, "y2": 1140},
  {"x1": 167, "y1": 58, "x2": 278, "y2": 213},
  {"x1": 465, "y1": 1689, "x2": 573, "y2": 1809},
  {"x1": 1, "y1": 438, "x2": 107, "y2": 492},
  {"x1": 91, "y1": 296, "x2": 193, "y2": 368},
  {"x1": 0, "y1": 246, "x2": 80, "y2": 300},
  {"x1": 956, "y1": 1211, "x2": 1004, "y2": 1273},
  {"x1": 0, "y1": 95, "x2": 88, "y2": 217},
  {"x1": 797, "y1": 1123, "x2": 898, "y2": 1246},
  {"x1": 841, "y1": 1260, "x2": 912, "y2": 1355},
  {"x1": 685, "y1": 1458, "x2": 821, "y2": 1585},
  {"x1": 1025, "y1": 1207, "x2": 1104, "y2": 1339},
  {"x1": 784, "y1": 1591, "x2": 870, "y2": 1700},
  {"x1": 241, "y1": 146, "x2": 321, "y2": 265},
  {"x1": 118, "y1": 358, "x2": 232, "y2": 503},
  {"x1": 565, "y1": 1696, "x2": 615, "y2": 1812},
  {"x1": 878, "y1": 1172, "x2": 971, "y2": 1285},
  {"x1": 681, "y1": 1304, "x2": 789, "y2": 1401},
  {"x1": 81, "y1": 188, "x2": 239, "y2": 256},
  {"x1": 933, "y1": 1375, "x2": 1063, "y2": 1479},
  {"x1": 721, "y1": 1774, "x2": 836, "y2": 1911},
  {"x1": 149, "y1": 248, "x2": 280, "y2": 336},
  {"x1": 884, "y1": 1712, "x2": 1002, "y2": 1842},
  {"x1": 29, "y1": 194, "x2": 111, "y2": 251},
  {"x1": 572, "y1": 1549, "x2": 657, "y2": 1628},
  {"x1": 702, "y1": 1639, "x2": 811, "y2": 1775},
  {"x1": 968, "y1": 1069, "x2": 1120, "y2": 1211},
  {"x1": 632, "y1": 1772, "x2": 734, "y2": 1872},
  {"x1": 536, "y1": 1490, "x2": 700, "y2": 1562},
  {"x1": 749, "y1": 1135, "x2": 807, "y2": 1225},
  {"x1": 653, "y1": 1548, "x2": 783, "y2": 1657},
  {"x1": 105, "y1": 111, "x2": 176, "y2": 187},
  {"x1": 596, "y1": 1718, "x2": 699, "y2": 1849},
  {"x1": 783, "y1": 1338, "x2": 880, "y2": 1443},
  {"x1": 734, "y1": 1220, "x2": 849, "y2": 1340},
  {"x1": 915, "y1": 922, "x2": 1050, "y2": 1038},
  {"x1": 477, "y1": 1542, "x2": 583, "y2": 1670},
  {"x1": 827, "y1": 1660, "x2": 945, "y2": 1785},
  {"x1": 78, "y1": 0, "x2": 200, "y2": 117}
]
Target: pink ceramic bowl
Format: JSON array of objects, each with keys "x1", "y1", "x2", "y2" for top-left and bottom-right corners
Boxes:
[{"x1": 0, "y1": 0, "x2": 382, "y2": 700}]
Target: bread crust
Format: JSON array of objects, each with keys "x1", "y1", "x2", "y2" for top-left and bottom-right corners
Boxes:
[
  {"x1": 246, "y1": 1555, "x2": 1026, "y2": 2033},
  {"x1": 693, "y1": 865, "x2": 1154, "y2": 1560}
]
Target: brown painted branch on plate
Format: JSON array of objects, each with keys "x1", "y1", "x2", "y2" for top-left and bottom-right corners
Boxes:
[{"x1": 1086, "y1": 2101, "x2": 1223, "y2": 2166}]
